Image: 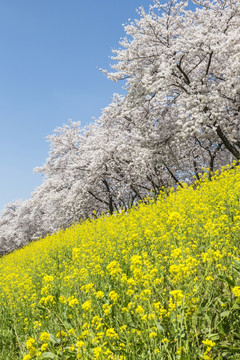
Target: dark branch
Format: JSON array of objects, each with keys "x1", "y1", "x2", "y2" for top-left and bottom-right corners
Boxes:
[
  {"x1": 206, "y1": 51, "x2": 213, "y2": 75},
  {"x1": 88, "y1": 190, "x2": 109, "y2": 206},
  {"x1": 176, "y1": 56, "x2": 190, "y2": 85},
  {"x1": 216, "y1": 125, "x2": 240, "y2": 159},
  {"x1": 163, "y1": 163, "x2": 183, "y2": 187}
]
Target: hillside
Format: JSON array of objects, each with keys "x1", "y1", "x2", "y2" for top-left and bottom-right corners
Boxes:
[{"x1": 1, "y1": 165, "x2": 240, "y2": 359}]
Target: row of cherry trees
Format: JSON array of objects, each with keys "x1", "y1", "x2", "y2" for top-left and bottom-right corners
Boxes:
[{"x1": 1, "y1": 0, "x2": 239, "y2": 255}]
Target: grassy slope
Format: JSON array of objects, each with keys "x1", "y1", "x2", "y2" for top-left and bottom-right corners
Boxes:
[{"x1": 0, "y1": 166, "x2": 240, "y2": 360}]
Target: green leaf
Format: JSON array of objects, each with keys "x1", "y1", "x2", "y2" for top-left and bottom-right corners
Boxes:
[
  {"x1": 204, "y1": 312, "x2": 212, "y2": 326},
  {"x1": 217, "y1": 275, "x2": 235, "y2": 287},
  {"x1": 208, "y1": 333, "x2": 220, "y2": 341},
  {"x1": 220, "y1": 310, "x2": 230, "y2": 317},
  {"x1": 222, "y1": 351, "x2": 232, "y2": 357},
  {"x1": 233, "y1": 259, "x2": 240, "y2": 268},
  {"x1": 156, "y1": 323, "x2": 164, "y2": 332},
  {"x1": 218, "y1": 345, "x2": 240, "y2": 352},
  {"x1": 232, "y1": 303, "x2": 240, "y2": 310},
  {"x1": 41, "y1": 352, "x2": 56, "y2": 359},
  {"x1": 50, "y1": 334, "x2": 60, "y2": 345},
  {"x1": 227, "y1": 347, "x2": 240, "y2": 353}
]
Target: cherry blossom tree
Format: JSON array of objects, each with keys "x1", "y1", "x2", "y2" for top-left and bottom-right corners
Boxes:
[
  {"x1": 33, "y1": 117, "x2": 166, "y2": 230},
  {"x1": 104, "y1": 0, "x2": 240, "y2": 163}
]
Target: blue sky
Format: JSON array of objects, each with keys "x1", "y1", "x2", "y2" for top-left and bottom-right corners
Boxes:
[{"x1": 0, "y1": 0, "x2": 151, "y2": 211}]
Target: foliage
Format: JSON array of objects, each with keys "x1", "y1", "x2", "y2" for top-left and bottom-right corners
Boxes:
[{"x1": 0, "y1": 165, "x2": 240, "y2": 359}]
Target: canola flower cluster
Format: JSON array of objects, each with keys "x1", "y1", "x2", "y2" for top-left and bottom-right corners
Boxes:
[{"x1": 0, "y1": 164, "x2": 240, "y2": 359}]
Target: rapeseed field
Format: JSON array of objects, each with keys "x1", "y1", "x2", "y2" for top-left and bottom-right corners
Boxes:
[{"x1": 1, "y1": 165, "x2": 240, "y2": 360}]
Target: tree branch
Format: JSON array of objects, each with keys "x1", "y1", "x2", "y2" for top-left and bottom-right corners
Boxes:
[
  {"x1": 206, "y1": 51, "x2": 213, "y2": 75},
  {"x1": 216, "y1": 125, "x2": 240, "y2": 159},
  {"x1": 176, "y1": 56, "x2": 190, "y2": 85},
  {"x1": 88, "y1": 190, "x2": 109, "y2": 206},
  {"x1": 163, "y1": 163, "x2": 183, "y2": 187}
]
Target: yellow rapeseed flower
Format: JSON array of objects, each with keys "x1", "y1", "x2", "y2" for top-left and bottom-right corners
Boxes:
[{"x1": 40, "y1": 332, "x2": 50, "y2": 342}]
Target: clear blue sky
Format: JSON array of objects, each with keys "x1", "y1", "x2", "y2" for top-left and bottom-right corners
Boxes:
[{"x1": 0, "y1": 0, "x2": 151, "y2": 211}]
